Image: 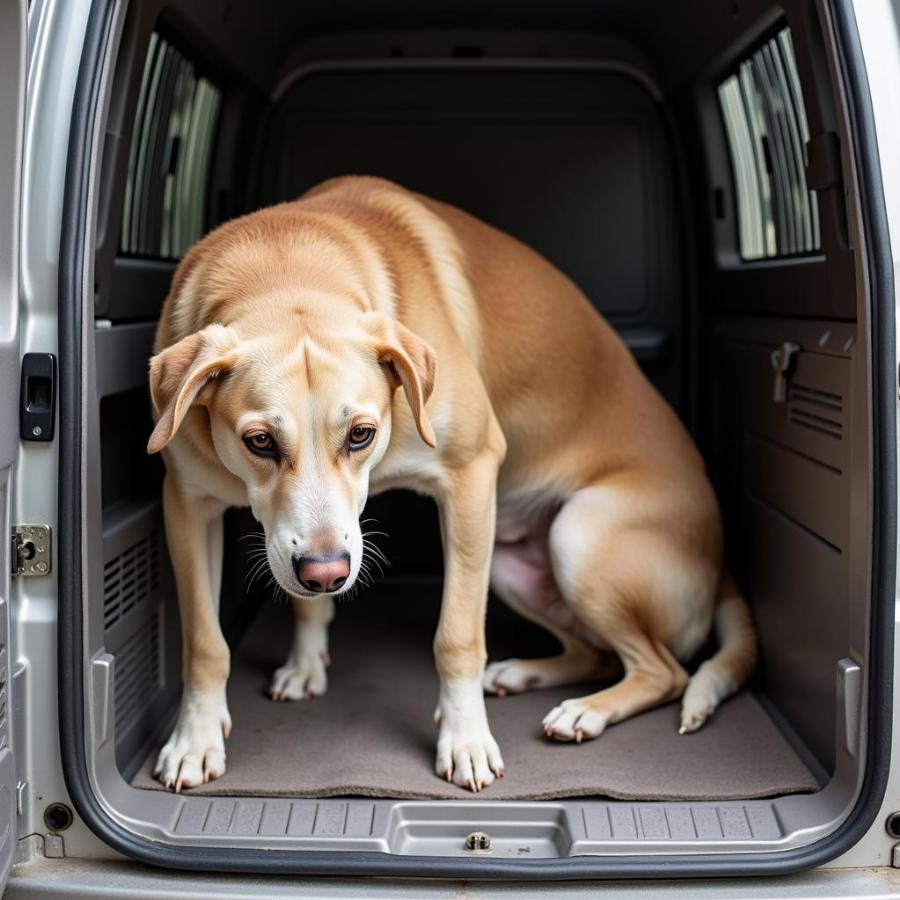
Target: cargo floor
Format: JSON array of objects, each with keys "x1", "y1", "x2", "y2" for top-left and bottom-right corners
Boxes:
[{"x1": 132, "y1": 582, "x2": 819, "y2": 801}]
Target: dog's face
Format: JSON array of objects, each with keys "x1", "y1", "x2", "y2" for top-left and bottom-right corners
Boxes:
[{"x1": 147, "y1": 312, "x2": 436, "y2": 598}]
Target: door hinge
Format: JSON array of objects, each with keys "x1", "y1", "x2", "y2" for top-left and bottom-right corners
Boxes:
[{"x1": 11, "y1": 525, "x2": 51, "y2": 577}]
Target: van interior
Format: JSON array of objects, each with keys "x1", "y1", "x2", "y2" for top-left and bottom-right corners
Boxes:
[{"x1": 77, "y1": 0, "x2": 876, "y2": 863}]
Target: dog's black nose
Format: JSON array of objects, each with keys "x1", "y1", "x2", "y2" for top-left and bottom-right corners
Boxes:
[{"x1": 293, "y1": 552, "x2": 351, "y2": 593}]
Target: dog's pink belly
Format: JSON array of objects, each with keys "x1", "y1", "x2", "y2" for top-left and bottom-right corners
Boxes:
[{"x1": 492, "y1": 503, "x2": 607, "y2": 650}]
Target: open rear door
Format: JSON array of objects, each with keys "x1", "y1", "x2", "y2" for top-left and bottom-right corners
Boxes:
[{"x1": 0, "y1": 0, "x2": 25, "y2": 888}]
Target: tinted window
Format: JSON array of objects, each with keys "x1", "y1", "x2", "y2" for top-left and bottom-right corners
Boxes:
[
  {"x1": 718, "y1": 27, "x2": 820, "y2": 261},
  {"x1": 120, "y1": 33, "x2": 221, "y2": 259}
]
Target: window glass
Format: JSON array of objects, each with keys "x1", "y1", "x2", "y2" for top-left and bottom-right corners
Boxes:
[
  {"x1": 121, "y1": 33, "x2": 221, "y2": 259},
  {"x1": 718, "y1": 27, "x2": 820, "y2": 260}
]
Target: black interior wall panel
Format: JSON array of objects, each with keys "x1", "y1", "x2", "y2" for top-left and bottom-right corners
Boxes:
[
  {"x1": 99, "y1": 389, "x2": 165, "y2": 509},
  {"x1": 709, "y1": 322, "x2": 854, "y2": 772},
  {"x1": 261, "y1": 69, "x2": 685, "y2": 409}
]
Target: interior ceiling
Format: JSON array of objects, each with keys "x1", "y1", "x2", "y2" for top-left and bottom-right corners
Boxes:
[{"x1": 165, "y1": 0, "x2": 788, "y2": 95}]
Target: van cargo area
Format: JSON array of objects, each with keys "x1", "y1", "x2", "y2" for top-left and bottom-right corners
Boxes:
[{"x1": 58, "y1": 0, "x2": 885, "y2": 872}]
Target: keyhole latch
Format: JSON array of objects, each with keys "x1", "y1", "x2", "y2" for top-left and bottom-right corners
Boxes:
[
  {"x1": 464, "y1": 831, "x2": 493, "y2": 853},
  {"x1": 770, "y1": 341, "x2": 800, "y2": 403}
]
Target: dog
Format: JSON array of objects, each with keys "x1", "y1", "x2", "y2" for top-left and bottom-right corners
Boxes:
[{"x1": 147, "y1": 175, "x2": 756, "y2": 793}]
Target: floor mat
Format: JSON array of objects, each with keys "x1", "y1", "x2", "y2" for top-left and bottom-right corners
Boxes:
[{"x1": 132, "y1": 583, "x2": 819, "y2": 801}]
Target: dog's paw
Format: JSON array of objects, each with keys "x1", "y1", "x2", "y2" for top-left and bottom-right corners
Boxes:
[
  {"x1": 542, "y1": 698, "x2": 608, "y2": 743},
  {"x1": 678, "y1": 706, "x2": 710, "y2": 734},
  {"x1": 483, "y1": 658, "x2": 541, "y2": 696},
  {"x1": 678, "y1": 676, "x2": 719, "y2": 734},
  {"x1": 435, "y1": 678, "x2": 505, "y2": 792},
  {"x1": 269, "y1": 649, "x2": 329, "y2": 701},
  {"x1": 154, "y1": 689, "x2": 231, "y2": 791}
]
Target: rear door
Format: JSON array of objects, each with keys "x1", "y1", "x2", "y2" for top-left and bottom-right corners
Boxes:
[{"x1": 0, "y1": 0, "x2": 26, "y2": 888}]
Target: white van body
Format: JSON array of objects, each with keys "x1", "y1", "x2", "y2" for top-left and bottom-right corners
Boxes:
[{"x1": 4, "y1": 0, "x2": 900, "y2": 895}]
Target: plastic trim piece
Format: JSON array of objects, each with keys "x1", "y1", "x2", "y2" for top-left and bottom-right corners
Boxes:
[
  {"x1": 270, "y1": 57, "x2": 664, "y2": 105},
  {"x1": 57, "y1": 0, "x2": 894, "y2": 880}
]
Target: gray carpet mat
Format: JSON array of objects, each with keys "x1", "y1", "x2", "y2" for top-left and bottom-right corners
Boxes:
[{"x1": 133, "y1": 583, "x2": 819, "y2": 801}]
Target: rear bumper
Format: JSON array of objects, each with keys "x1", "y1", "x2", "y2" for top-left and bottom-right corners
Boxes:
[{"x1": 8, "y1": 858, "x2": 900, "y2": 899}]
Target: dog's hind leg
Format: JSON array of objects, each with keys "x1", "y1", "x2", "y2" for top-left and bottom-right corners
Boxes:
[
  {"x1": 270, "y1": 595, "x2": 334, "y2": 701},
  {"x1": 484, "y1": 541, "x2": 620, "y2": 696},
  {"x1": 541, "y1": 631, "x2": 689, "y2": 742},
  {"x1": 539, "y1": 482, "x2": 718, "y2": 742}
]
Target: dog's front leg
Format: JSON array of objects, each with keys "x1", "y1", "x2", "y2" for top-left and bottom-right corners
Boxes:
[
  {"x1": 270, "y1": 595, "x2": 334, "y2": 701},
  {"x1": 433, "y1": 452, "x2": 504, "y2": 791},
  {"x1": 154, "y1": 474, "x2": 231, "y2": 791}
]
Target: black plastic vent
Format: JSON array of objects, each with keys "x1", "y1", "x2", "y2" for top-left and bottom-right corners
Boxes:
[
  {"x1": 103, "y1": 531, "x2": 160, "y2": 631},
  {"x1": 789, "y1": 382, "x2": 843, "y2": 440},
  {"x1": 114, "y1": 614, "x2": 162, "y2": 737}
]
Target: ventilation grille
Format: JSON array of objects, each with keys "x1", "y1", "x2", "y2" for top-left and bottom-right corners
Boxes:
[
  {"x1": 114, "y1": 614, "x2": 162, "y2": 737},
  {"x1": 789, "y1": 382, "x2": 843, "y2": 440},
  {"x1": 120, "y1": 32, "x2": 221, "y2": 259},
  {"x1": 718, "y1": 26, "x2": 820, "y2": 260},
  {"x1": 104, "y1": 531, "x2": 161, "y2": 631}
]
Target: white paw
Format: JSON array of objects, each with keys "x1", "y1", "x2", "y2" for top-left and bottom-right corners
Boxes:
[
  {"x1": 679, "y1": 705, "x2": 710, "y2": 734},
  {"x1": 679, "y1": 677, "x2": 718, "y2": 734},
  {"x1": 483, "y1": 658, "x2": 542, "y2": 695},
  {"x1": 542, "y1": 698, "x2": 608, "y2": 742},
  {"x1": 435, "y1": 678, "x2": 505, "y2": 792},
  {"x1": 270, "y1": 599, "x2": 331, "y2": 701},
  {"x1": 154, "y1": 688, "x2": 231, "y2": 791},
  {"x1": 270, "y1": 649, "x2": 329, "y2": 701},
  {"x1": 679, "y1": 662, "x2": 734, "y2": 734}
]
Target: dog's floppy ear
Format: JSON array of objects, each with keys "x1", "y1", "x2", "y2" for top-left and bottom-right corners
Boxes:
[
  {"x1": 147, "y1": 324, "x2": 239, "y2": 454},
  {"x1": 359, "y1": 311, "x2": 437, "y2": 448}
]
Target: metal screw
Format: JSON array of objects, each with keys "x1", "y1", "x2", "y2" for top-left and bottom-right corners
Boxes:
[
  {"x1": 464, "y1": 831, "x2": 492, "y2": 853},
  {"x1": 31, "y1": 426, "x2": 42, "y2": 437},
  {"x1": 34, "y1": 561, "x2": 48, "y2": 574}
]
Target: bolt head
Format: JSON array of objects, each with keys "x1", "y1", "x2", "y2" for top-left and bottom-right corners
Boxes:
[{"x1": 31, "y1": 425, "x2": 42, "y2": 437}]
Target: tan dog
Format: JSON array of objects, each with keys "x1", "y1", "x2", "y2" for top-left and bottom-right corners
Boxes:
[{"x1": 147, "y1": 176, "x2": 756, "y2": 793}]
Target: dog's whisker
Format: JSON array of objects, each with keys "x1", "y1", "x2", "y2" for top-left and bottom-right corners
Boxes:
[
  {"x1": 362, "y1": 546, "x2": 389, "y2": 574},
  {"x1": 264, "y1": 574, "x2": 291, "y2": 607},
  {"x1": 360, "y1": 554, "x2": 384, "y2": 579},
  {"x1": 244, "y1": 568, "x2": 268, "y2": 592},
  {"x1": 363, "y1": 546, "x2": 389, "y2": 569}
]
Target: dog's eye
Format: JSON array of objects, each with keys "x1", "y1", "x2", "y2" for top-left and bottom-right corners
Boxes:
[
  {"x1": 348, "y1": 425, "x2": 376, "y2": 451},
  {"x1": 243, "y1": 431, "x2": 279, "y2": 459}
]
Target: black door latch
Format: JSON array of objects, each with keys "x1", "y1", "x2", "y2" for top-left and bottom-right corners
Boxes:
[{"x1": 20, "y1": 352, "x2": 57, "y2": 442}]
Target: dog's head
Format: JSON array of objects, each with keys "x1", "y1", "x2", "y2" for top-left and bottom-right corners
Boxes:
[{"x1": 147, "y1": 311, "x2": 435, "y2": 597}]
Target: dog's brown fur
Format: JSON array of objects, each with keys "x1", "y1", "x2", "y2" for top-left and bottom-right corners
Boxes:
[{"x1": 148, "y1": 176, "x2": 756, "y2": 792}]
